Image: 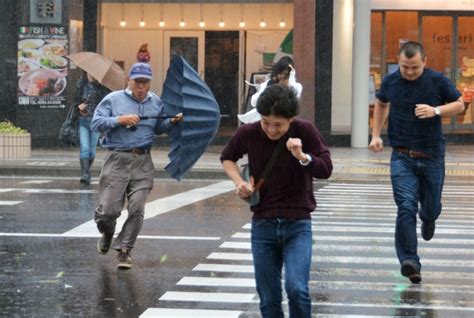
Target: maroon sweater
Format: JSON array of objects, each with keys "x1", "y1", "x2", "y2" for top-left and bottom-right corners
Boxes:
[{"x1": 220, "y1": 118, "x2": 332, "y2": 219}]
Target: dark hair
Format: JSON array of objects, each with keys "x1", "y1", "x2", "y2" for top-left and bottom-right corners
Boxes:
[
  {"x1": 268, "y1": 56, "x2": 294, "y2": 85},
  {"x1": 398, "y1": 41, "x2": 425, "y2": 59},
  {"x1": 256, "y1": 84, "x2": 299, "y2": 119}
]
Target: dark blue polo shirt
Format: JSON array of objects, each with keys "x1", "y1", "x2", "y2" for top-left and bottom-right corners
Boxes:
[{"x1": 376, "y1": 68, "x2": 461, "y2": 155}]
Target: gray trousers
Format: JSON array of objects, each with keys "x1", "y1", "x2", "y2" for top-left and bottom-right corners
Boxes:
[{"x1": 94, "y1": 150, "x2": 154, "y2": 251}]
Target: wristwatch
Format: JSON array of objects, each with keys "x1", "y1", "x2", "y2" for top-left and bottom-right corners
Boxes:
[
  {"x1": 434, "y1": 106, "x2": 441, "y2": 116},
  {"x1": 299, "y1": 154, "x2": 312, "y2": 166}
]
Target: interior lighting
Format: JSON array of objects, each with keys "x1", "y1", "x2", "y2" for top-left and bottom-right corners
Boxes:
[
  {"x1": 199, "y1": 4, "x2": 205, "y2": 28},
  {"x1": 139, "y1": 4, "x2": 145, "y2": 27},
  {"x1": 279, "y1": 4, "x2": 286, "y2": 28},
  {"x1": 119, "y1": 2, "x2": 126, "y2": 27},
  {"x1": 159, "y1": 4, "x2": 165, "y2": 27},
  {"x1": 179, "y1": 3, "x2": 186, "y2": 28},
  {"x1": 218, "y1": 4, "x2": 225, "y2": 28},
  {"x1": 239, "y1": 1, "x2": 245, "y2": 28},
  {"x1": 259, "y1": 4, "x2": 266, "y2": 28}
]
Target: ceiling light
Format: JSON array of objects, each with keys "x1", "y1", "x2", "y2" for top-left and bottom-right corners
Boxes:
[{"x1": 279, "y1": 20, "x2": 286, "y2": 28}]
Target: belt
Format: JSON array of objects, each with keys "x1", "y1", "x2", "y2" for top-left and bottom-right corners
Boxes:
[
  {"x1": 396, "y1": 147, "x2": 431, "y2": 159},
  {"x1": 113, "y1": 148, "x2": 150, "y2": 155}
]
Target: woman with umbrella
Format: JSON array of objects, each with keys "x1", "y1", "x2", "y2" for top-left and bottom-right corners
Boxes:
[{"x1": 75, "y1": 71, "x2": 111, "y2": 184}]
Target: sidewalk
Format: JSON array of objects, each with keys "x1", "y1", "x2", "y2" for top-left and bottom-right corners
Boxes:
[{"x1": 0, "y1": 145, "x2": 473, "y2": 181}]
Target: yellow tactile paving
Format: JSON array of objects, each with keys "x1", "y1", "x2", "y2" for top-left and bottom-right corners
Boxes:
[{"x1": 338, "y1": 166, "x2": 474, "y2": 176}]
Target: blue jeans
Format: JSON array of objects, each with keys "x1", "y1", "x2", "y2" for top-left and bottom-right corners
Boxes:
[
  {"x1": 390, "y1": 150, "x2": 445, "y2": 269},
  {"x1": 251, "y1": 218, "x2": 312, "y2": 318},
  {"x1": 79, "y1": 116, "x2": 100, "y2": 160}
]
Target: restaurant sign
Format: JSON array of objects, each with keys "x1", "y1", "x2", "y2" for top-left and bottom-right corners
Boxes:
[{"x1": 17, "y1": 25, "x2": 68, "y2": 109}]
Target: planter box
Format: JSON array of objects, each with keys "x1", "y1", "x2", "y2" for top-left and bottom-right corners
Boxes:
[{"x1": 0, "y1": 133, "x2": 31, "y2": 159}]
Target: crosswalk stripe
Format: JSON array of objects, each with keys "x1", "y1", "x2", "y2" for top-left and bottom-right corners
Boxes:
[
  {"x1": 220, "y1": 241, "x2": 473, "y2": 255},
  {"x1": 63, "y1": 181, "x2": 234, "y2": 236},
  {"x1": 312, "y1": 215, "x2": 473, "y2": 224},
  {"x1": 159, "y1": 291, "x2": 256, "y2": 303},
  {"x1": 0, "y1": 200, "x2": 23, "y2": 205},
  {"x1": 206, "y1": 252, "x2": 474, "y2": 268},
  {"x1": 239, "y1": 223, "x2": 474, "y2": 234},
  {"x1": 193, "y1": 263, "x2": 254, "y2": 273},
  {"x1": 231, "y1": 232, "x2": 474, "y2": 244},
  {"x1": 177, "y1": 277, "x2": 255, "y2": 287},
  {"x1": 140, "y1": 308, "x2": 242, "y2": 318},
  {"x1": 194, "y1": 262, "x2": 474, "y2": 281}
]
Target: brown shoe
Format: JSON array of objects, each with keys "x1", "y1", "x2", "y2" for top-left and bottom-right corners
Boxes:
[
  {"x1": 401, "y1": 260, "x2": 422, "y2": 284},
  {"x1": 97, "y1": 232, "x2": 113, "y2": 255},
  {"x1": 117, "y1": 248, "x2": 132, "y2": 269}
]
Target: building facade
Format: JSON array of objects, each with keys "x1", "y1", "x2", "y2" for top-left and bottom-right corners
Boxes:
[{"x1": 1, "y1": 0, "x2": 473, "y2": 148}]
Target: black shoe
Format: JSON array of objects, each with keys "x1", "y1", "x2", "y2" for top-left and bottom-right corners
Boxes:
[
  {"x1": 97, "y1": 232, "x2": 113, "y2": 254},
  {"x1": 401, "y1": 260, "x2": 422, "y2": 284},
  {"x1": 117, "y1": 248, "x2": 132, "y2": 269},
  {"x1": 421, "y1": 221, "x2": 436, "y2": 241}
]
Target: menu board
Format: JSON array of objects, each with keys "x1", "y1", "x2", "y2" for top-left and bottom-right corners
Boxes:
[{"x1": 17, "y1": 25, "x2": 68, "y2": 109}]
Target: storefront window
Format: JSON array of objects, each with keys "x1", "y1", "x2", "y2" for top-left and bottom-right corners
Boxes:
[
  {"x1": 422, "y1": 16, "x2": 452, "y2": 75},
  {"x1": 456, "y1": 16, "x2": 474, "y2": 125},
  {"x1": 370, "y1": 12, "x2": 382, "y2": 90},
  {"x1": 385, "y1": 12, "x2": 418, "y2": 65}
]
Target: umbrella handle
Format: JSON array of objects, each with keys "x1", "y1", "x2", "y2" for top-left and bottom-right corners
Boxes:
[{"x1": 139, "y1": 115, "x2": 176, "y2": 119}]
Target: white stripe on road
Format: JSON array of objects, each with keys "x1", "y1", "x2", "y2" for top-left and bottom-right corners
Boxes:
[
  {"x1": 159, "y1": 291, "x2": 255, "y2": 303},
  {"x1": 0, "y1": 200, "x2": 23, "y2": 205},
  {"x1": 140, "y1": 308, "x2": 242, "y2": 318},
  {"x1": 219, "y1": 241, "x2": 474, "y2": 255},
  {"x1": 19, "y1": 180, "x2": 53, "y2": 184},
  {"x1": 177, "y1": 276, "x2": 255, "y2": 287},
  {"x1": 193, "y1": 263, "x2": 254, "y2": 273},
  {"x1": 0, "y1": 232, "x2": 220, "y2": 240},
  {"x1": 232, "y1": 232, "x2": 474, "y2": 244},
  {"x1": 311, "y1": 215, "x2": 473, "y2": 224},
  {"x1": 63, "y1": 181, "x2": 234, "y2": 236},
  {"x1": 239, "y1": 224, "x2": 474, "y2": 235},
  {"x1": 206, "y1": 252, "x2": 474, "y2": 268},
  {"x1": 194, "y1": 263, "x2": 474, "y2": 281},
  {"x1": 312, "y1": 301, "x2": 474, "y2": 312}
]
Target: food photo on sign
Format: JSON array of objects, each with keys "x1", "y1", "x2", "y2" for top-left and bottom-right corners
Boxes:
[{"x1": 17, "y1": 26, "x2": 68, "y2": 104}]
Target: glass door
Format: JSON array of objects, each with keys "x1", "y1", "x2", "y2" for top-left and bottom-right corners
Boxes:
[{"x1": 163, "y1": 31, "x2": 205, "y2": 81}]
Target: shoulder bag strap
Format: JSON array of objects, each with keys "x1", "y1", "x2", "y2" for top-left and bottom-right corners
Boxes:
[{"x1": 254, "y1": 136, "x2": 287, "y2": 191}]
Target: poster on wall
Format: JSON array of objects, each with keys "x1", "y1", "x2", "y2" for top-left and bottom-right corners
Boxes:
[{"x1": 17, "y1": 25, "x2": 68, "y2": 109}]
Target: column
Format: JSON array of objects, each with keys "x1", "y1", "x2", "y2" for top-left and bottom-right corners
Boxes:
[{"x1": 351, "y1": 0, "x2": 371, "y2": 148}]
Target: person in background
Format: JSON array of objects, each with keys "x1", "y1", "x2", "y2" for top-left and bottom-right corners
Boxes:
[
  {"x1": 369, "y1": 41, "x2": 464, "y2": 284},
  {"x1": 238, "y1": 56, "x2": 303, "y2": 124},
  {"x1": 91, "y1": 63, "x2": 182, "y2": 269},
  {"x1": 221, "y1": 85, "x2": 332, "y2": 317},
  {"x1": 75, "y1": 71, "x2": 111, "y2": 184}
]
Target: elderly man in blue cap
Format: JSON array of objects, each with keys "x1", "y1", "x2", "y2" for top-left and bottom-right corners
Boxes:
[{"x1": 91, "y1": 62, "x2": 182, "y2": 269}]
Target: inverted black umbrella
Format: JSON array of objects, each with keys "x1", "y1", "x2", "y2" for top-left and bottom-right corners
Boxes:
[{"x1": 161, "y1": 55, "x2": 221, "y2": 180}]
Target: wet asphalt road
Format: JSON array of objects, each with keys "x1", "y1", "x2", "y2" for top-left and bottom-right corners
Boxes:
[{"x1": 0, "y1": 175, "x2": 473, "y2": 317}]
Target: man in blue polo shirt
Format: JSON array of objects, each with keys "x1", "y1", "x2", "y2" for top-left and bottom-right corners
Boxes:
[
  {"x1": 369, "y1": 41, "x2": 464, "y2": 283},
  {"x1": 91, "y1": 63, "x2": 182, "y2": 269}
]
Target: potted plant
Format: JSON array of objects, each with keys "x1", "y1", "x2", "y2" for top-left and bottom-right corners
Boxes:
[{"x1": 0, "y1": 120, "x2": 31, "y2": 159}]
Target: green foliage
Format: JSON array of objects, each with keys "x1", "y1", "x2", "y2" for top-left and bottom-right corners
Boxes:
[{"x1": 0, "y1": 120, "x2": 28, "y2": 134}]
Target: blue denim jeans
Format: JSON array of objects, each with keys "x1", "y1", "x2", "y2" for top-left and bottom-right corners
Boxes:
[
  {"x1": 390, "y1": 150, "x2": 445, "y2": 269},
  {"x1": 79, "y1": 116, "x2": 100, "y2": 160},
  {"x1": 251, "y1": 218, "x2": 312, "y2": 318}
]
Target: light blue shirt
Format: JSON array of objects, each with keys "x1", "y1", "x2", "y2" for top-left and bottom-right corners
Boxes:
[{"x1": 91, "y1": 89, "x2": 173, "y2": 150}]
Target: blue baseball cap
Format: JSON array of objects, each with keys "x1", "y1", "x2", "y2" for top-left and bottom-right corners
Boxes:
[{"x1": 128, "y1": 62, "x2": 152, "y2": 80}]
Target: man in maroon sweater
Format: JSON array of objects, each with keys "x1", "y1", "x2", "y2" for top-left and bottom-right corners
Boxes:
[{"x1": 221, "y1": 85, "x2": 332, "y2": 318}]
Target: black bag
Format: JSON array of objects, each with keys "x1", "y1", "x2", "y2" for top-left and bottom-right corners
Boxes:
[{"x1": 58, "y1": 105, "x2": 79, "y2": 146}]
